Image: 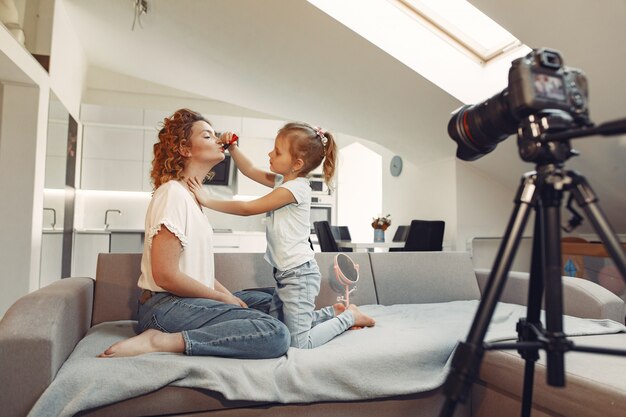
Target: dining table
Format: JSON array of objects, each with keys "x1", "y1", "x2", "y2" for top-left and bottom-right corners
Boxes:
[{"x1": 335, "y1": 240, "x2": 405, "y2": 252}]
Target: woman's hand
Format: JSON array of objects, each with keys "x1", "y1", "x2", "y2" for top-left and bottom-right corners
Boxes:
[
  {"x1": 222, "y1": 293, "x2": 248, "y2": 308},
  {"x1": 187, "y1": 176, "x2": 212, "y2": 207}
]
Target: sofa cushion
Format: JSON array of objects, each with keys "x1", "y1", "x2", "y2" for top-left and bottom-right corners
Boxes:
[
  {"x1": 477, "y1": 333, "x2": 626, "y2": 417},
  {"x1": 216, "y1": 252, "x2": 378, "y2": 308},
  {"x1": 314, "y1": 252, "x2": 378, "y2": 307},
  {"x1": 30, "y1": 303, "x2": 624, "y2": 417},
  {"x1": 214, "y1": 252, "x2": 275, "y2": 290},
  {"x1": 93, "y1": 253, "x2": 143, "y2": 325},
  {"x1": 474, "y1": 269, "x2": 626, "y2": 323},
  {"x1": 370, "y1": 252, "x2": 480, "y2": 305},
  {"x1": 93, "y1": 252, "x2": 379, "y2": 325}
]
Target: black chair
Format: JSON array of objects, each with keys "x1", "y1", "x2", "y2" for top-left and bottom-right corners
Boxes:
[
  {"x1": 389, "y1": 225, "x2": 410, "y2": 252},
  {"x1": 337, "y1": 226, "x2": 352, "y2": 242},
  {"x1": 330, "y1": 225, "x2": 353, "y2": 252},
  {"x1": 402, "y1": 220, "x2": 445, "y2": 251},
  {"x1": 313, "y1": 221, "x2": 339, "y2": 252}
]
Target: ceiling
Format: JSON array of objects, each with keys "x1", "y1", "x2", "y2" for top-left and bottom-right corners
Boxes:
[{"x1": 64, "y1": 0, "x2": 626, "y2": 231}]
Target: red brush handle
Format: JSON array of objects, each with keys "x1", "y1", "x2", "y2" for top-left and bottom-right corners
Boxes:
[{"x1": 222, "y1": 134, "x2": 238, "y2": 150}]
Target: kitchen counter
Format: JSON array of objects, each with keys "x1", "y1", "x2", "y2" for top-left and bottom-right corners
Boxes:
[
  {"x1": 72, "y1": 228, "x2": 264, "y2": 235},
  {"x1": 73, "y1": 228, "x2": 145, "y2": 234},
  {"x1": 42, "y1": 229, "x2": 64, "y2": 234}
]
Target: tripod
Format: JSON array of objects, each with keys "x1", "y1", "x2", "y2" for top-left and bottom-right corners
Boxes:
[{"x1": 439, "y1": 111, "x2": 626, "y2": 417}]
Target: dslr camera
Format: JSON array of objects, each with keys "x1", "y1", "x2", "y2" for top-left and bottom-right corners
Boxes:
[{"x1": 448, "y1": 48, "x2": 590, "y2": 161}]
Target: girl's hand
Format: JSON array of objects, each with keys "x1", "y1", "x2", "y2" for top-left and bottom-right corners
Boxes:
[
  {"x1": 219, "y1": 132, "x2": 239, "y2": 150},
  {"x1": 187, "y1": 176, "x2": 212, "y2": 207}
]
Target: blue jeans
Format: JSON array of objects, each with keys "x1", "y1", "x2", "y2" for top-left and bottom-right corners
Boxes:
[
  {"x1": 137, "y1": 290, "x2": 290, "y2": 358},
  {"x1": 269, "y1": 259, "x2": 354, "y2": 349}
]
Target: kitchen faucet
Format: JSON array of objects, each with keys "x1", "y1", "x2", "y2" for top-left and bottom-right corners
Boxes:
[
  {"x1": 104, "y1": 209, "x2": 122, "y2": 230},
  {"x1": 43, "y1": 208, "x2": 56, "y2": 230}
]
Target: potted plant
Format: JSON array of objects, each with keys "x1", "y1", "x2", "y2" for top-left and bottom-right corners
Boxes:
[{"x1": 371, "y1": 214, "x2": 391, "y2": 242}]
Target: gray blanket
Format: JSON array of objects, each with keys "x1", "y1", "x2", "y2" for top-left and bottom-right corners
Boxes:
[{"x1": 29, "y1": 301, "x2": 626, "y2": 417}]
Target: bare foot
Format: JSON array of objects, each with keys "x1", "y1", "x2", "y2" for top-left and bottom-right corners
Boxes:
[
  {"x1": 97, "y1": 329, "x2": 184, "y2": 358},
  {"x1": 348, "y1": 304, "x2": 376, "y2": 328},
  {"x1": 333, "y1": 302, "x2": 347, "y2": 316}
]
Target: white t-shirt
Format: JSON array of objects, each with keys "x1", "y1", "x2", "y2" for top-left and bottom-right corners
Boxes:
[
  {"x1": 265, "y1": 176, "x2": 314, "y2": 271},
  {"x1": 138, "y1": 180, "x2": 215, "y2": 291}
]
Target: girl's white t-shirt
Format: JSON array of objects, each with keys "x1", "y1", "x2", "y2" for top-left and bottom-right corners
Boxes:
[
  {"x1": 138, "y1": 180, "x2": 215, "y2": 291},
  {"x1": 265, "y1": 176, "x2": 314, "y2": 271}
]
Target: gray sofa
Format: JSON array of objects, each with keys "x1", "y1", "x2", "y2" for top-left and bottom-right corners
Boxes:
[{"x1": 1, "y1": 251, "x2": 624, "y2": 417}]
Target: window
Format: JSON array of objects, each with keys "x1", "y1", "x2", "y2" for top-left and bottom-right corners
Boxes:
[
  {"x1": 394, "y1": 0, "x2": 521, "y2": 62},
  {"x1": 307, "y1": 0, "x2": 531, "y2": 103}
]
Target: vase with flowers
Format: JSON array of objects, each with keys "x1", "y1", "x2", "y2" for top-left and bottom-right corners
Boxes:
[{"x1": 371, "y1": 214, "x2": 391, "y2": 242}]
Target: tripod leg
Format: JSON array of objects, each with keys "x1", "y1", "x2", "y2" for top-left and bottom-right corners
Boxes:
[
  {"x1": 519, "y1": 213, "x2": 545, "y2": 417},
  {"x1": 568, "y1": 171, "x2": 626, "y2": 279},
  {"x1": 539, "y1": 180, "x2": 567, "y2": 387},
  {"x1": 440, "y1": 173, "x2": 537, "y2": 417}
]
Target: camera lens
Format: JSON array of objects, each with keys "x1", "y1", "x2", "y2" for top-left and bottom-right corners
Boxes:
[{"x1": 447, "y1": 89, "x2": 520, "y2": 161}]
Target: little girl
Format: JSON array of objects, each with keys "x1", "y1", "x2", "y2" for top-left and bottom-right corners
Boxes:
[{"x1": 188, "y1": 122, "x2": 375, "y2": 349}]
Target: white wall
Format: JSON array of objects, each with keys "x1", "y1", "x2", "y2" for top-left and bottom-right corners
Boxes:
[
  {"x1": 335, "y1": 133, "x2": 458, "y2": 248},
  {"x1": 387, "y1": 157, "x2": 458, "y2": 249},
  {"x1": 336, "y1": 142, "x2": 382, "y2": 242},
  {"x1": 0, "y1": 83, "x2": 49, "y2": 316},
  {"x1": 455, "y1": 160, "x2": 535, "y2": 270},
  {"x1": 49, "y1": 0, "x2": 87, "y2": 119},
  {"x1": 83, "y1": 66, "x2": 278, "y2": 119}
]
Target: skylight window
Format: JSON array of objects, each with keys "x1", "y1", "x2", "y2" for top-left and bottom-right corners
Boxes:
[
  {"x1": 395, "y1": 0, "x2": 521, "y2": 63},
  {"x1": 307, "y1": 0, "x2": 531, "y2": 104}
]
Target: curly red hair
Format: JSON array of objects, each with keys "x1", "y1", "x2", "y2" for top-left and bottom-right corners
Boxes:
[{"x1": 151, "y1": 109, "x2": 210, "y2": 190}]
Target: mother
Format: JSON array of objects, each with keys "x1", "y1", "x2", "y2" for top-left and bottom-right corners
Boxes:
[{"x1": 99, "y1": 109, "x2": 290, "y2": 359}]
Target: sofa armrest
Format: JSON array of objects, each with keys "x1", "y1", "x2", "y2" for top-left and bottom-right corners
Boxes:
[
  {"x1": 0, "y1": 277, "x2": 94, "y2": 417},
  {"x1": 475, "y1": 269, "x2": 625, "y2": 323}
]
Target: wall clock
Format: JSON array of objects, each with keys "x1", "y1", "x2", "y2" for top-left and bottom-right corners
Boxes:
[{"x1": 390, "y1": 155, "x2": 403, "y2": 177}]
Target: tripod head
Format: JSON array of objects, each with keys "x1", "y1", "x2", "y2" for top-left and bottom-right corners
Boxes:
[
  {"x1": 517, "y1": 111, "x2": 626, "y2": 166},
  {"x1": 517, "y1": 110, "x2": 580, "y2": 166}
]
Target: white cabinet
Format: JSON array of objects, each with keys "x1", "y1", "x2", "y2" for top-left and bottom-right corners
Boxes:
[
  {"x1": 238, "y1": 233, "x2": 267, "y2": 252},
  {"x1": 235, "y1": 136, "x2": 275, "y2": 196},
  {"x1": 81, "y1": 125, "x2": 145, "y2": 191},
  {"x1": 44, "y1": 118, "x2": 68, "y2": 189},
  {"x1": 206, "y1": 114, "x2": 243, "y2": 133},
  {"x1": 40, "y1": 232, "x2": 63, "y2": 288},
  {"x1": 142, "y1": 130, "x2": 157, "y2": 191},
  {"x1": 213, "y1": 233, "x2": 241, "y2": 253},
  {"x1": 241, "y1": 118, "x2": 284, "y2": 138},
  {"x1": 80, "y1": 105, "x2": 157, "y2": 192},
  {"x1": 81, "y1": 104, "x2": 144, "y2": 126},
  {"x1": 213, "y1": 232, "x2": 266, "y2": 253},
  {"x1": 79, "y1": 105, "x2": 288, "y2": 195},
  {"x1": 72, "y1": 233, "x2": 110, "y2": 278}
]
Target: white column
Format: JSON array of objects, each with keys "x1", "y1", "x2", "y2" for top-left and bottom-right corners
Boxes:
[{"x1": 0, "y1": 82, "x2": 49, "y2": 316}]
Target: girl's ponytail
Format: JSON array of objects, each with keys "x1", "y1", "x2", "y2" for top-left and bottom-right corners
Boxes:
[{"x1": 321, "y1": 131, "x2": 337, "y2": 189}]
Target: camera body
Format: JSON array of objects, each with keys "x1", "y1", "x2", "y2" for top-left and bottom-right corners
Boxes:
[
  {"x1": 508, "y1": 48, "x2": 588, "y2": 122},
  {"x1": 448, "y1": 48, "x2": 590, "y2": 161}
]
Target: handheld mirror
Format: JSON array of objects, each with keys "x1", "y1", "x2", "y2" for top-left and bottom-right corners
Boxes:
[{"x1": 334, "y1": 253, "x2": 359, "y2": 306}]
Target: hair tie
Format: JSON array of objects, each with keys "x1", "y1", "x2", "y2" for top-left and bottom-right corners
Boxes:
[{"x1": 313, "y1": 126, "x2": 328, "y2": 148}]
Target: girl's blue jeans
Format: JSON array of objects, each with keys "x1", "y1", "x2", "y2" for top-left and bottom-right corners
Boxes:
[
  {"x1": 269, "y1": 259, "x2": 355, "y2": 349},
  {"x1": 137, "y1": 290, "x2": 290, "y2": 358}
]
